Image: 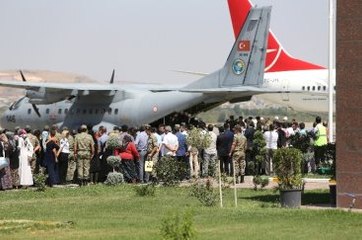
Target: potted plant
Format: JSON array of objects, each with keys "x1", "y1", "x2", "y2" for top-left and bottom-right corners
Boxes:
[{"x1": 273, "y1": 147, "x2": 303, "y2": 208}]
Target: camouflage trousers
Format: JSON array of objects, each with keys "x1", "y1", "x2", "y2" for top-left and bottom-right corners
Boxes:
[
  {"x1": 29, "y1": 157, "x2": 37, "y2": 175},
  {"x1": 189, "y1": 152, "x2": 199, "y2": 178},
  {"x1": 66, "y1": 152, "x2": 75, "y2": 182},
  {"x1": 232, "y1": 151, "x2": 246, "y2": 177},
  {"x1": 76, "y1": 152, "x2": 91, "y2": 180},
  {"x1": 148, "y1": 155, "x2": 158, "y2": 177}
]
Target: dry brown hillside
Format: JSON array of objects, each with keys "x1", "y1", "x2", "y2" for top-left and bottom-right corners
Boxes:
[{"x1": 0, "y1": 70, "x2": 97, "y2": 112}]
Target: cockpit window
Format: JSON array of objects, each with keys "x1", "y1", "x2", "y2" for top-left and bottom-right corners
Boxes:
[{"x1": 9, "y1": 97, "x2": 26, "y2": 110}]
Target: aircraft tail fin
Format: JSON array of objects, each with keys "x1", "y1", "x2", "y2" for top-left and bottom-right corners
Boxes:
[
  {"x1": 227, "y1": 0, "x2": 324, "y2": 72},
  {"x1": 221, "y1": 6, "x2": 270, "y2": 86},
  {"x1": 185, "y1": 6, "x2": 270, "y2": 90}
]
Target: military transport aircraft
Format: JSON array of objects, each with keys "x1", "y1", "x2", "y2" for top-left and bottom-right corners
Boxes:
[{"x1": 0, "y1": 6, "x2": 274, "y2": 131}]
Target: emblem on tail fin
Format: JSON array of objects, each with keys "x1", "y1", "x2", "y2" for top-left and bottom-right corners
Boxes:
[
  {"x1": 232, "y1": 59, "x2": 246, "y2": 75},
  {"x1": 238, "y1": 40, "x2": 250, "y2": 51}
]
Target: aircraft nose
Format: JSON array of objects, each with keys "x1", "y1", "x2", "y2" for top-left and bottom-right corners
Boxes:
[{"x1": 0, "y1": 111, "x2": 7, "y2": 129}]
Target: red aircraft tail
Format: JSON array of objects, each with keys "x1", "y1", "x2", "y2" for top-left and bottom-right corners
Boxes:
[{"x1": 228, "y1": 0, "x2": 324, "y2": 72}]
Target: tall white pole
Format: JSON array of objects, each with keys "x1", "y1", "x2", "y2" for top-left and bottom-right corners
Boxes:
[
  {"x1": 233, "y1": 162, "x2": 238, "y2": 208},
  {"x1": 328, "y1": 0, "x2": 336, "y2": 142},
  {"x1": 218, "y1": 161, "x2": 223, "y2": 208}
]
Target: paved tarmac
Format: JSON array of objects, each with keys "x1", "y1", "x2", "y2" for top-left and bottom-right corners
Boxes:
[{"x1": 235, "y1": 176, "x2": 330, "y2": 190}]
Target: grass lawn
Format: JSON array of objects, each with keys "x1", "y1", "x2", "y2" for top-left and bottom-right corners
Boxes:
[{"x1": 0, "y1": 184, "x2": 361, "y2": 239}]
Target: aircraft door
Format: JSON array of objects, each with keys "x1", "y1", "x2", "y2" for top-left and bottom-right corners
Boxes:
[
  {"x1": 47, "y1": 103, "x2": 60, "y2": 124},
  {"x1": 281, "y1": 79, "x2": 289, "y2": 102}
]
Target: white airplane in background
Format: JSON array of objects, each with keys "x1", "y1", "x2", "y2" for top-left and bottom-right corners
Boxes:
[{"x1": 227, "y1": 0, "x2": 335, "y2": 112}]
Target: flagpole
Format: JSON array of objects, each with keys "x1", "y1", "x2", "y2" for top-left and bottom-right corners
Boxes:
[{"x1": 328, "y1": 0, "x2": 336, "y2": 142}]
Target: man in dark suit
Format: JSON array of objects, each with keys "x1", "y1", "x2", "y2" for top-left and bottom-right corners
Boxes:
[{"x1": 216, "y1": 123, "x2": 234, "y2": 176}]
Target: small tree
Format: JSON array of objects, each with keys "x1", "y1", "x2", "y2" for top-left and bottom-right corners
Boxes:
[
  {"x1": 106, "y1": 135, "x2": 120, "y2": 151},
  {"x1": 190, "y1": 179, "x2": 218, "y2": 207},
  {"x1": 105, "y1": 155, "x2": 124, "y2": 185},
  {"x1": 274, "y1": 148, "x2": 303, "y2": 190},
  {"x1": 106, "y1": 155, "x2": 121, "y2": 172},
  {"x1": 252, "y1": 130, "x2": 266, "y2": 175},
  {"x1": 186, "y1": 127, "x2": 211, "y2": 150},
  {"x1": 160, "y1": 210, "x2": 196, "y2": 240},
  {"x1": 34, "y1": 172, "x2": 48, "y2": 191}
]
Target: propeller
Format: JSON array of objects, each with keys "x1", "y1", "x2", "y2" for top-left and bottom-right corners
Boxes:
[
  {"x1": 19, "y1": 70, "x2": 41, "y2": 117},
  {"x1": 110, "y1": 69, "x2": 115, "y2": 84}
]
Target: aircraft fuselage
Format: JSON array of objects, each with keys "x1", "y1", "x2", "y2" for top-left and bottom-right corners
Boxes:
[{"x1": 0, "y1": 90, "x2": 206, "y2": 130}]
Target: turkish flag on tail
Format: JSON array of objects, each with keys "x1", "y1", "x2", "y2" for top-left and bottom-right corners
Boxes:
[{"x1": 238, "y1": 40, "x2": 250, "y2": 51}]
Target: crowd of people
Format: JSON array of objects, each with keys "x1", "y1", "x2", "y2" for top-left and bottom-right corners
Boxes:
[{"x1": 0, "y1": 114, "x2": 329, "y2": 190}]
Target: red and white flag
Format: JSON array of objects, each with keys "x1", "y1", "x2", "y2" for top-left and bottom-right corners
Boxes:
[{"x1": 238, "y1": 40, "x2": 250, "y2": 51}]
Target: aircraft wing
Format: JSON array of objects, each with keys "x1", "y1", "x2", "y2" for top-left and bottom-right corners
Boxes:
[
  {"x1": 0, "y1": 79, "x2": 174, "y2": 105},
  {"x1": 0, "y1": 80, "x2": 138, "y2": 91},
  {"x1": 178, "y1": 87, "x2": 301, "y2": 94}
]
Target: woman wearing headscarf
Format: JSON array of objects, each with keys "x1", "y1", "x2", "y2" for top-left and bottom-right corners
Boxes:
[
  {"x1": 18, "y1": 129, "x2": 33, "y2": 188},
  {"x1": 0, "y1": 131, "x2": 13, "y2": 190},
  {"x1": 114, "y1": 135, "x2": 139, "y2": 183},
  {"x1": 7, "y1": 132, "x2": 20, "y2": 188}
]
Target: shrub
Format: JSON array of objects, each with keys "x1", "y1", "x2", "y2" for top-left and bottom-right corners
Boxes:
[
  {"x1": 154, "y1": 156, "x2": 182, "y2": 186},
  {"x1": 253, "y1": 130, "x2": 266, "y2": 163},
  {"x1": 274, "y1": 148, "x2": 303, "y2": 190},
  {"x1": 106, "y1": 156, "x2": 121, "y2": 170},
  {"x1": 190, "y1": 179, "x2": 218, "y2": 207},
  {"x1": 186, "y1": 128, "x2": 211, "y2": 150},
  {"x1": 252, "y1": 175, "x2": 270, "y2": 191},
  {"x1": 134, "y1": 183, "x2": 156, "y2": 197},
  {"x1": 106, "y1": 135, "x2": 120, "y2": 151},
  {"x1": 34, "y1": 172, "x2": 48, "y2": 191},
  {"x1": 104, "y1": 172, "x2": 124, "y2": 186},
  {"x1": 160, "y1": 210, "x2": 196, "y2": 240},
  {"x1": 220, "y1": 173, "x2": 233, "y2": 190}
]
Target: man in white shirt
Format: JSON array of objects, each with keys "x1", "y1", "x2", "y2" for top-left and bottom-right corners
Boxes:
[
  {"x1": 162, "y1": 126, "x2": 178, "y2": 157},
  {"x1": 202, "y1": 124, "x2": 217, "y2": 177},
  {"x1": 263, "y1": 124, "x2": 278, "y2": 175}
]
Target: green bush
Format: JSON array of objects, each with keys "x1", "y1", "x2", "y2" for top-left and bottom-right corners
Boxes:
[
  {"x1": 34, "y1": 172, "x2": 48, "y2": 191},
  {"x1": 104, "y1": 172, "x2": 124, "y2": 186},
  {"x1": 160, "y1": 210, "x2": 196, "y2": 240},
  {"x1": 154, "y1": 156, "x2": 182, "y2": 186},
  {"x1": 253, "y1": 130, "x2": 266, "y2": 163},
  {"x1": 274, "y1": 148, "x2": 303, "y2": 190},
  {"x1": 106, "y1": 155, "x2": 121, "y2": 170},
  {"x1": 190, "y1": 179, "x2": 218, "y2": 207},
  {"x1": 134, "y1": 184, "x2": 156, "y2": 197},
  {"x1": 252, "y1": 175, "x2": 269, "y2": 191},
  {"x1": 186, "y1": 128, "x2": 211, "y2": 150},
  {"x1": 106, "y1": 135, "x2": 120, "y2": 150}
]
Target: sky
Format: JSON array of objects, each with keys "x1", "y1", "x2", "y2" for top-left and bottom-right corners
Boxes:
[{"x1": 0, "y1": 0, "x2": 330, "y2": 85}]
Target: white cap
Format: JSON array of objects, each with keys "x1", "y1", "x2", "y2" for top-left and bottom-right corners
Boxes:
[
  {"x1": 283, "y1": 116, "x2": 288, "y2": 121},
  {"x1": 274, "y1": 116, "x2": 279, "y2": 120}
]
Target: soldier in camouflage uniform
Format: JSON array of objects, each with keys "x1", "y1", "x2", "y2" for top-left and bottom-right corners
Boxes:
[
  {"x1": 229, "y1": 124, "x2": 247, "y2": 183},
  {"x1": 145, "y1": 126, "x2": 159, "y2": 179},
  {"x1": 74, "y1": 125, "x2": 94, "y2": 186},
  {"x1": 66, "y1": 131, "x2": 75, "y2": 183},
  {"x1": 52, "y1": 124, "x2": 62, "y2": 144},
  {"x1": 25, "y1": 126, "x2": 41, "y2": 174}
]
